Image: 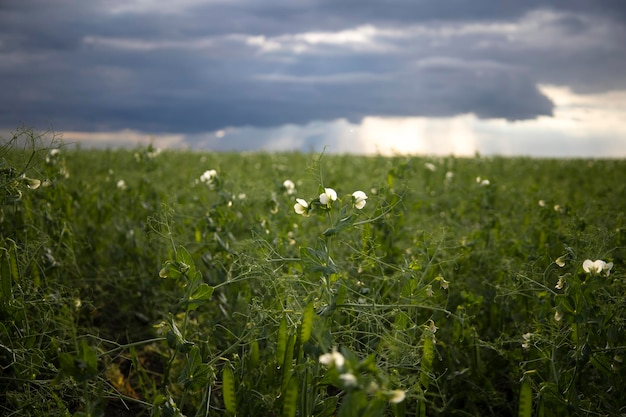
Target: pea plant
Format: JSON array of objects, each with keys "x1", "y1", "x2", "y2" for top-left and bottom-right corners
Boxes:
[{"x1": 1, "y1": 129, "x2": 624, "y2": 417}]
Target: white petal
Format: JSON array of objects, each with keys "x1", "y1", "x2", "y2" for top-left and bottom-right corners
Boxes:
[
  {"x1": 593, "y1": 260, "x2": 606, "y2": 273},
  {"x1": 389, "y1": 390, "x2": 406, "y2": 404},
  {"x1": 352, "y1": 190, "x2": 367, "y2": 200},
  {"x1": 319, "y1": 353, "x2": 333, "y2": 366},
  {"x1": 339, "y1": 373, "x2": 357, "y2": 387},
  {"x1": 325, "y1": 188, "x2": 337, "y2": 201},
  {"x1": 294, "y1": 198, "x2": 308, "y2": 215}
]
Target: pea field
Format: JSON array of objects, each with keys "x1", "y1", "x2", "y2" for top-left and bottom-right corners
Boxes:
[{"x1": 1, "y1": 127, "x2": 625, "y2": 417}]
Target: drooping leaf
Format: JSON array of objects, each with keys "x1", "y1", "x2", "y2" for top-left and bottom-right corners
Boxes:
[
  {"x1": 176, "y1": 246, "x2": 199, "y2": 282},
  {"x1": 323, "y1": 212, "x2": 356, "y2": 237},
  {"x1": 299, "y1": 239, "x2": 337, "y2": 275},
  {"x1": 159, "y1": 261, "x2": 182, "y2": 280},
  {"x1": 165, "y1": 315, "x2": 194, "y2": 353}
]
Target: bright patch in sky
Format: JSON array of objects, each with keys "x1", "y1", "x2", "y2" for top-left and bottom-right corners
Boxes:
[
  {"x1": 357, "y1": 115, "x2": 478, "y2": 156},
  {"x1": 348, "y1": 84, "x2": 626, "y2": 157}
]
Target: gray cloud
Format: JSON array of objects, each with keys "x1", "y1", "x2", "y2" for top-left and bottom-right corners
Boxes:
[{"x1": 1, "y1": 0, "x2": 625, "y2": 140}]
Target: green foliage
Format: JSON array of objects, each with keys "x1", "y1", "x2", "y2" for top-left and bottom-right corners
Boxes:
[{"x1": 1, "y1": 127, "x2": 625, "y2": 416}]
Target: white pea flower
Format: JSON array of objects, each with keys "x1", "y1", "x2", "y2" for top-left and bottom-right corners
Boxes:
[
  {"x1": 555, "y1": 276, "x2": 565, "y2": 290},
  {"x1": 117, "y1": 179, "x2": 127, "y2": 190},
  {"x1": 352, "y1": 190, "x2": 368, "y2": 209},
  {"x1": 582, "y1": 259, "x2": 613, "y2": 276},
  {"x1": 46, "y1": 148, "x2": 61, "y2": 164},
  {"x1": 555, "y1": 256, "x2": 566, "y2": 267},
  {"x1": 424, "y1": 162, "x2": 436, "y2": 172},
  {"x1": 522, "y1": 332, "x2": 533, "y2": 349},
  {"x1": 388, "y1": 389, "x2": 406, "y2": 404},
  {"x1": 22, "y1": 176, "x2": 41, "y2": 190},
  {"x1": 437, "y1": 275, "x2": 449, "y2": 290},
  {"x1": 283, "y1": 179, "x2": 296, "y2": 195},
  {"x1": 200, "y1": 169, "x2": 218, "y2": 185},
  {"x1": 294, "y1": 198, "x2": 309, "y2": 216},
  {"x1": 199, "y1": 169, "x2": 220, "y2": 190},
  {"x1": 319, "y1": 348, "x2": 345, "y2": 370},
  {"x1": 147, "y1": 148, "x2": 161, "y2": 159},
  {"x1": 425, "y1": 285, "x2": 434, "y2": 298},
  {"x1": 554, "y1": 309, "x2": 563, "y2": 322},
  {"x1": 339, "y1": 372, "x2": 358, "y2": 387},
  {"x1": 427, "y1": 319, "x2": 438, "y2": 334},
  {"x1": 319, "y1": 188, "x2": 337, "y2": 206}
]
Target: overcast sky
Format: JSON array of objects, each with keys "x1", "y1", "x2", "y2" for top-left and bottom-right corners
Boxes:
[{"x1": 1, "y1": 0, "x2": 626, "y2": 157}]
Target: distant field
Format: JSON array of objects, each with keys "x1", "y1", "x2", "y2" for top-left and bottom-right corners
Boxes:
[{"x1": 2, "y1": 129, "x2": 625, "y2": 416}]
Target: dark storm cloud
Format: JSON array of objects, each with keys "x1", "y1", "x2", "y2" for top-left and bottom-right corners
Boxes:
[{"x1": 1, "y1": 0, "x2": 625, "y2": 135}]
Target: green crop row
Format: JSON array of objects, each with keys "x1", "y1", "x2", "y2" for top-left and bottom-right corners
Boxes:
[{"x1": 1, "y1": 126, "x2": 625, "y2": 416}]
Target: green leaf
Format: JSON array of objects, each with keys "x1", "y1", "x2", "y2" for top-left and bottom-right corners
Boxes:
[
  {"x1": 299, "y1": 240, "x2": 337, "y2": 275},
  {"x1": 222, "y1": 363, "x2": 237, "y2": 415},
  {"x1": 323, "y1": 213, "x2": 356, "y2": 237},
  {"x1": 0, "y1": 240, "x2": 19, "y2": 302},
  {"x1": 312, "y1": 397, "x2": 339, "y2": 417},
  {"x1": 589, "y1": 353, "x2": 613, "y2": 376},
  {"x1": 58, "y1": 339, "x2": 98, "y2": 383},
  {"x1": 159, "y1": 261, "x2": 182, "y2": 279},
  {"x1": 156, "y1": 395, "x2": 185, "y2": 417},
  {"x1": 178, "y1": 346, "x2": 212, "y2": 390},
  {"x1": 185, "y1": 283, "x2": 214, "y2": 310},
  {"x1": 165, "y1": 315, "x2": 194, "y2": 353},
  {"x1": 1, "y1": 247, "x2": 13, "y2": 303},
  {"x1": 7, "y1": 241, "x2": 19, "y2": 283},
  {"x1": 338, "y1": 391, "x2": 367, "y2": 417},
  {"x1": 176, "y1": 246, "x2": 199, "y2": 281}
]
